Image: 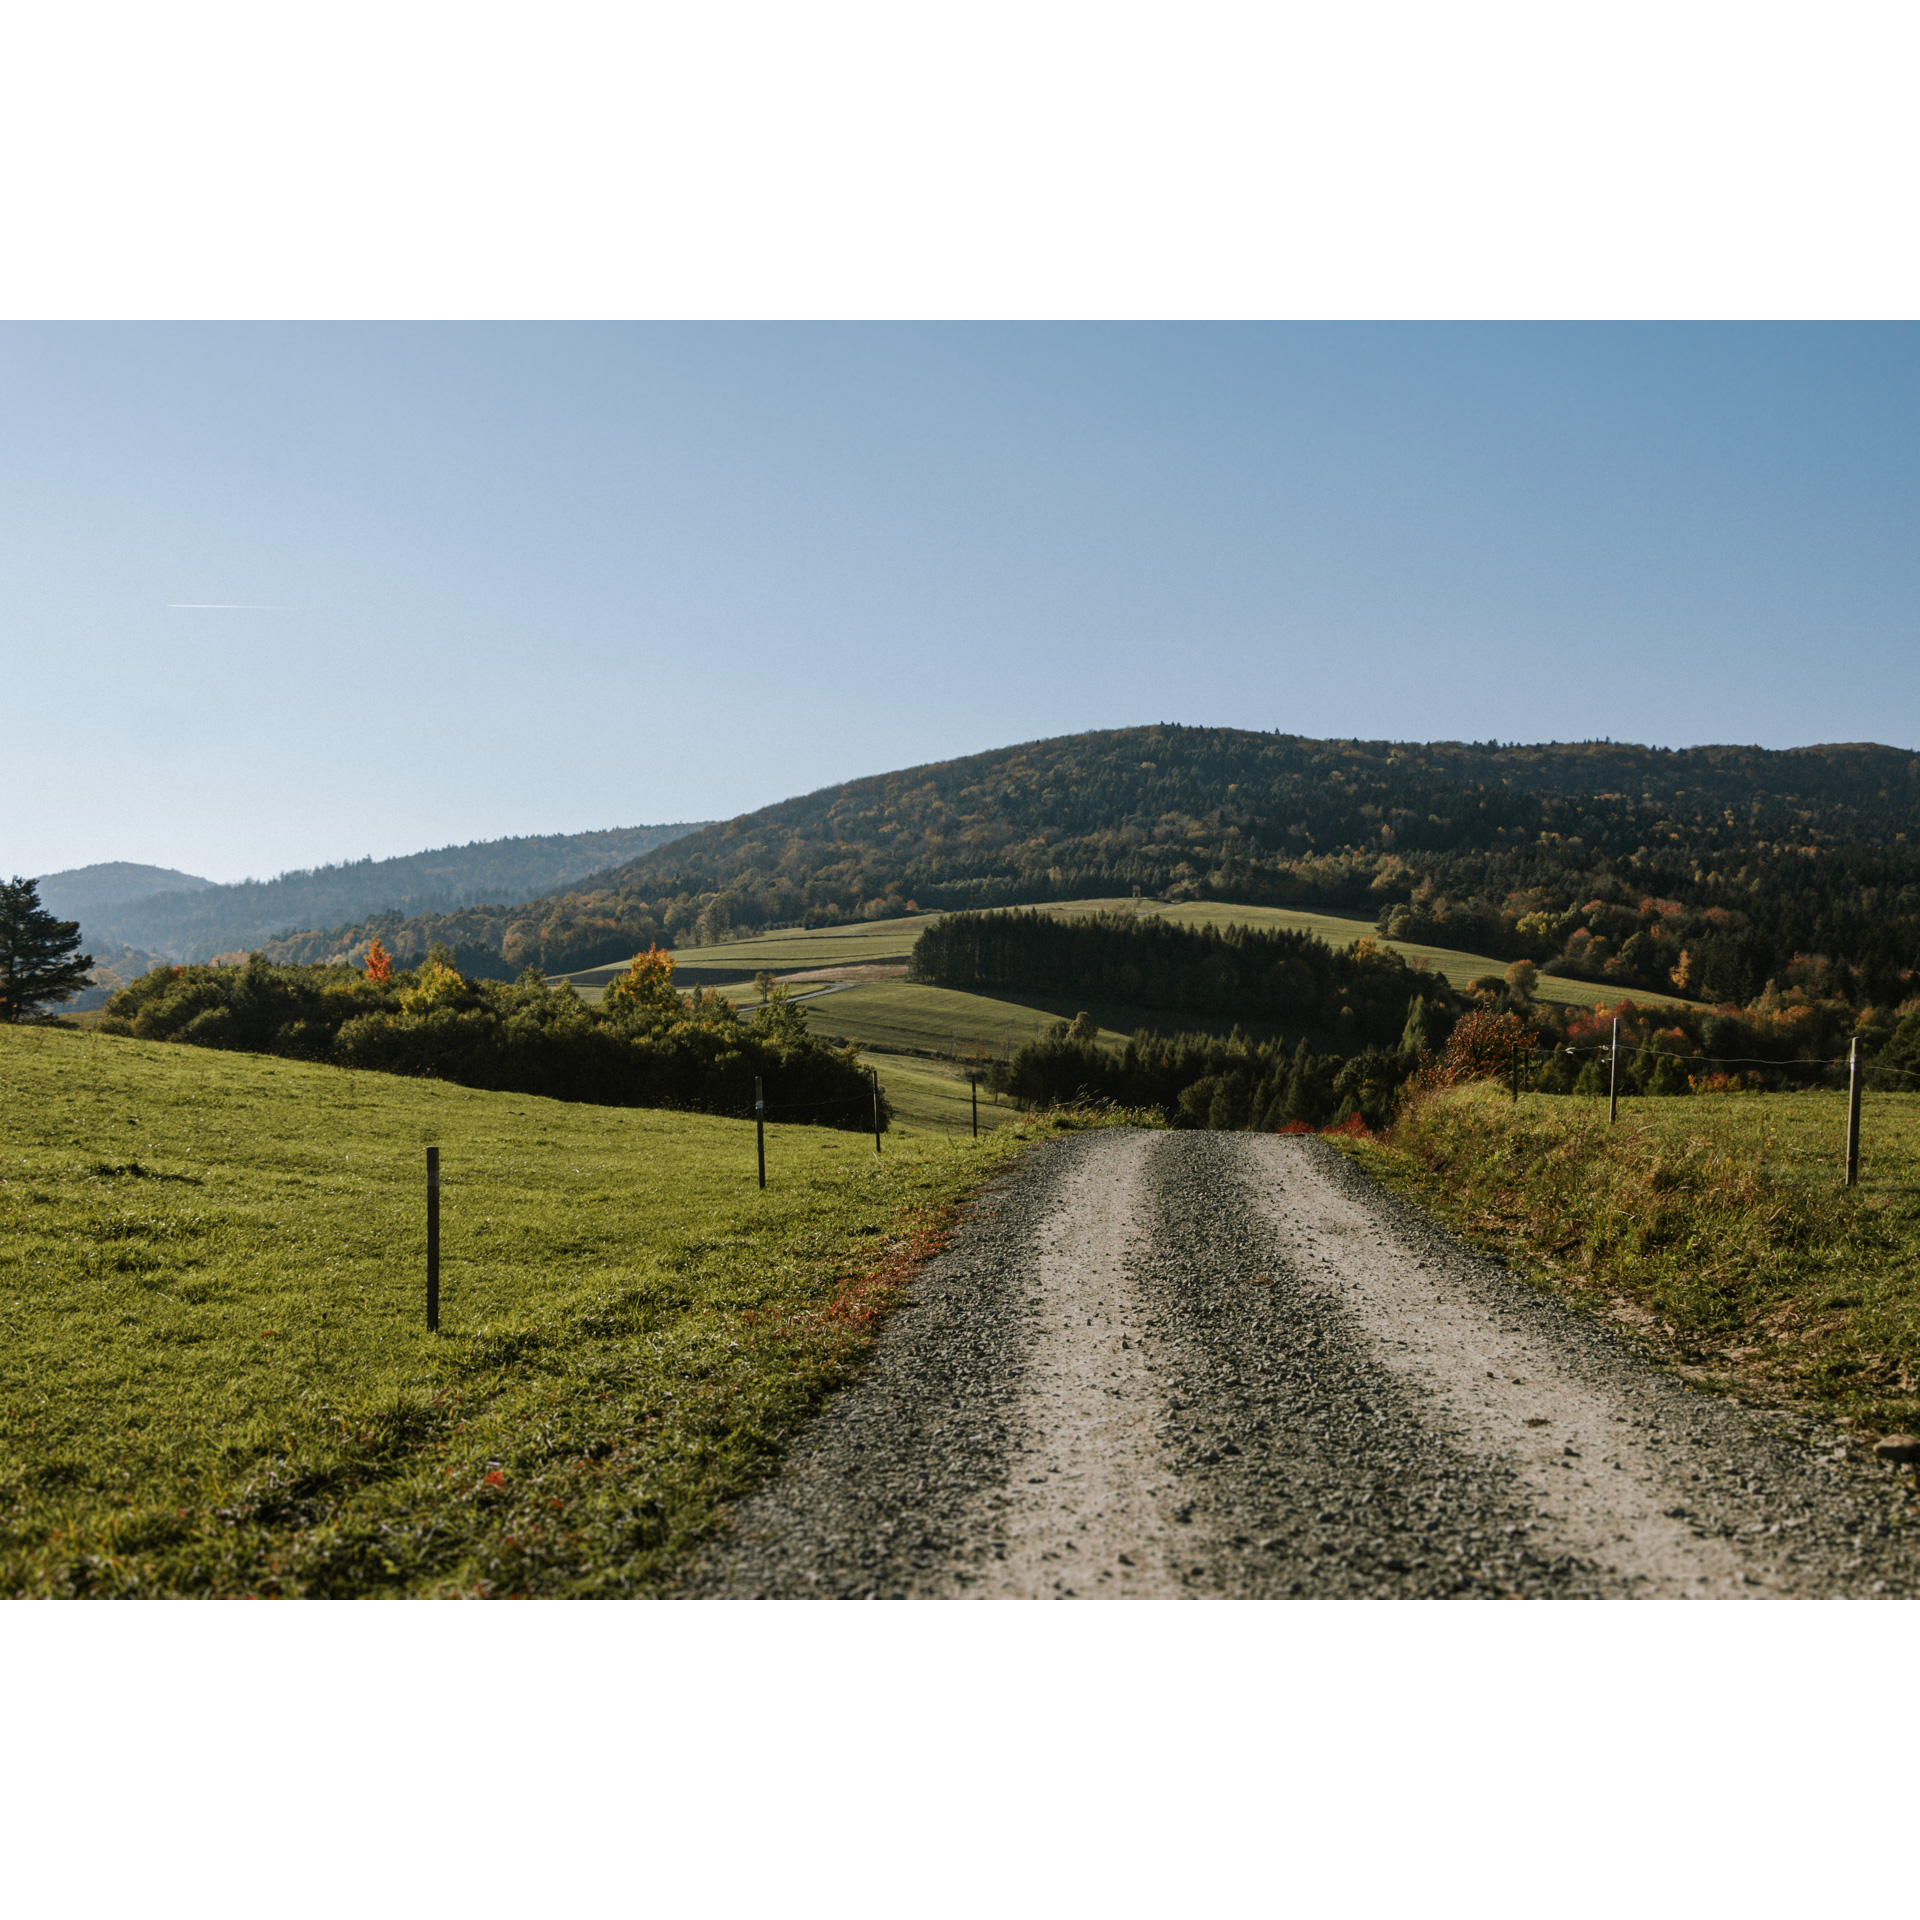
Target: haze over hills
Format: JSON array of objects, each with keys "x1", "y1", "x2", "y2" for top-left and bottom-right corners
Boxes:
[
  {"x1": 255, "y1": 727, "x2": 1920, "y2": 1009},
  {"x1": 62, "y1": 824, "x2": 710, "y2": 963},
  {"x1": 37, "y1": 864, "x2": 214, "y2": 918}
]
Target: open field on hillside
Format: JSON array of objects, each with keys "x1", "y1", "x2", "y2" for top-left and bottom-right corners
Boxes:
[
  {"x1": 554, "y1": 900, "x2": 1675, "y2": 1096},
  {"x1": 559, "y1": 919, "x2": 939, "y2": 990},
  {"x1": 559, "y1": 899, "x2": 1680, "y2": 1013},
  {"x1": 866, "y1": 1052, "x2": 1020, "y2": 1138},
  {"x1": 1053, "y1": 898, "x2": 1684, "y2": 1010},
  {"x1": 0, "y1": 1025, "x2": 1030, "y2": 1597},
  {"x1": 806, "y1": 981, "x2": 1135, "y2": 1061},
  {"x1": 1343, "y1": 1085, "x2": 1920, "y2": 1439}
]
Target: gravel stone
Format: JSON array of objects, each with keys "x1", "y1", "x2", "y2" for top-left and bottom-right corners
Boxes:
[{"x1": 683, "y1": 1130, "x2": 1920, "y2": 1599}]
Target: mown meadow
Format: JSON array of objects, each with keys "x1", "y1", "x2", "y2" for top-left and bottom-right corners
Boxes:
[
  {"x1": 1342, "y1": 1085, "x2": 1920, "y2": 1443},
  {"x1": 0, "y1": 1024, "x2": 1045, "y2": 1597}
]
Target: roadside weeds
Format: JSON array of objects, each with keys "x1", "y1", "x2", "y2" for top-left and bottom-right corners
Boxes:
[{"x1": 1332, "y1": 1087, "x2": 1920, "y2": 1474}]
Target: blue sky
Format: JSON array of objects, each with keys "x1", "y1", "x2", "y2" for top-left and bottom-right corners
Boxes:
[{"x1": 4, "y1": 322, "x2": 1915, "y2": 882}]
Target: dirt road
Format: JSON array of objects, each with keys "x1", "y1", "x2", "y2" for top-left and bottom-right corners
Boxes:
[{"x1": 688, "y1": 1130, "x2": 1920, "y2": 1598}]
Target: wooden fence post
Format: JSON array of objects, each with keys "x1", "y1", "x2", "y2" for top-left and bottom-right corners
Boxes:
[
  {"x1": 971, "y1": 1073, "x2": 979, "y2": 1138},
  {"x1": 1845, "y1": 1037, "x2": 1862, "y2": 1188},
  {"x1": 426, "y1": 1145, "x2": 440, "y2": 1332},
  {"x1": 872, "y1": 1068, "x2": 881, "y2": 1155},
  {"x1": 1608, "y1": 1018, "x2": 1619, "y2": 1126}
]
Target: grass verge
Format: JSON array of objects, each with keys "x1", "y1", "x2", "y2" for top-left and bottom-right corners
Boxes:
[
  {"x1": 1336, "y1": 1085, "x2": 1920, "y2": 1442},
  {"x1": 0, "y1": 1024, "x2": 1097, "y2": 1597}
]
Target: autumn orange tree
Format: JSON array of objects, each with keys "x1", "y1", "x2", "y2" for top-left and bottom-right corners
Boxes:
[
  {"x1": 601, "y1": 945, "x2": 681, "y2": 1022},
  {"x1": 363, "y1": 938, "x2": 393, "y2": 982},
  {"x1": 1416, "y1": 1006, "x2": 1538, "y2": 1092}
]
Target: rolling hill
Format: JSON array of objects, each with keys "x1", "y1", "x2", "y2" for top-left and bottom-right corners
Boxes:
[
  {"x1": 259, "y1": 727, "x2": 1920, "y2": 1009},
  {"x1": 36, "y1": 863, "x2": 214, "y2": 918},
  {"x1": 65, "y1": 822, "x2": 710, "y2": 963}
]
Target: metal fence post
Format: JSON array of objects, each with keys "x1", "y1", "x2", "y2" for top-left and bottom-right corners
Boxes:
[
  {"x1": 872, "y1": 1068, "x2": 881, "y2": 1154},
  {"x1": 1608, "y1": 1018, "x2": 1619, "y2": 1126},
  {"x1": 1845, "y1": 1037, "x2": 1862, "y2": 1188},
  {"x1": 426, "y1": 1145, "x2": 440, "y2": 1332},
  {"x1": 755, "y1": 1075, "x2": 766, "y2": 1190},
  {"x1": 971, "y1": 1073, "x2": 979, "y2": 1138}
]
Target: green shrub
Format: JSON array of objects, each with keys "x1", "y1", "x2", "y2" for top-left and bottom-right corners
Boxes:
[{"x1": 101, "y1": 956, "x2": 885, "y2": 1130}]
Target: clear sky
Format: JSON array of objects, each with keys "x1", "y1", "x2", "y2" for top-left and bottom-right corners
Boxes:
[{"x1": 4, "y1": 322, "x2": 1915, "y2": 883}]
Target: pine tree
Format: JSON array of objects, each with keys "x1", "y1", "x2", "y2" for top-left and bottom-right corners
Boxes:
[{"x1": 0, "y1": 877, "x2": 95, "y2": 1022}]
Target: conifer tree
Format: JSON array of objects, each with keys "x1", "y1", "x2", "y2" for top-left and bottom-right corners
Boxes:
[{"x1": 0, "y1": 877, "x2": 94, "y2": 1021}]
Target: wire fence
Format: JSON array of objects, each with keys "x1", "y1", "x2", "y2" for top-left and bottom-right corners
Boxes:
[{"x1": 1512, "y1": 1023, "x2": 1920, "y2": 1190}]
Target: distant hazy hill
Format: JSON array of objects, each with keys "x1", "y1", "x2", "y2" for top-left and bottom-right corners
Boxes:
[
  {"x1": 37, "y1": 863, "x2": 214, "y2": 918},
  {"x1": 79, "y1": 823, "x2": 710, "y2": 962},
  {"x1": 250, "y1": 727, "x2": 1920, "y2": 1004}
]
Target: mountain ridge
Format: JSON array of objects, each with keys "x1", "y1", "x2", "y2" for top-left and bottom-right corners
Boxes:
[
  {"x1": 37, "y1": 863, "x2": 215, "y2": 918},
  {"x1": 68, "y1": 823, "x2": 711, "y2": 962}
]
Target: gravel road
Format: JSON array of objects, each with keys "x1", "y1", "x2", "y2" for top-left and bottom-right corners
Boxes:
[{"x1": 686, "y1": 1130, "x2": 1920, "y2": 1599}]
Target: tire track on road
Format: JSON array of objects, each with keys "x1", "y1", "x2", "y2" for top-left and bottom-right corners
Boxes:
[{"x1": 686, "y1": 1130, "x2": 1920, "y2": 1599}]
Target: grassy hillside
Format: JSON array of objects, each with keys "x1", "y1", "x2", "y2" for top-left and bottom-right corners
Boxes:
[
  {"x1": 1343, "y1": 1085, "x2": 1920, "y2": 1442},
  {"x1": 864, "y1": 1053, "x2": 1021, "y2": 1137},
  {"x1": 568, "y1": 898, "x2": 1678, "y2": 1004},
  {"x1": 0, "y1": 1025, "x2": 1037, "y2": 1597},
  {"x1": 558, "y1": 904, "x2": 1678, "y2": 1102}
]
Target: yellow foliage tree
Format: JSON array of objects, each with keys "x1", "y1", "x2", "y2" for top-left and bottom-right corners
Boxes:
[
  {"x1": 603, "y1": 945, "x2": 682, "y2": 1020},
  {"x1": 398, "y1": 959, "x2": 464, "y2": 1013}
]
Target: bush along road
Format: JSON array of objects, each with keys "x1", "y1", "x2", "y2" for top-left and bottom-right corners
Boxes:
[{"x1": 688, "y1": 1130, "x2": 1920, "y2": 1598}]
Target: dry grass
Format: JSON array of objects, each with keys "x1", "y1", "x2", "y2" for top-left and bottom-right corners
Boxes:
[{"x1": 1340, "y1": 1085, "x2": 1920, "y2": 1441}]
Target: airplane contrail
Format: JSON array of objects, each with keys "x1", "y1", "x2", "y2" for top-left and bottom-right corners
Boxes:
[{"x1": 168, "y1": 603, "x2": 279, "y2": 609}]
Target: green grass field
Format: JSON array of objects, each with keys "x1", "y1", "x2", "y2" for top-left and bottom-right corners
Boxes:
[
  {"x1": 561, "y1": 918, "x2": 939, "y2": 990},
  {"x1": 1045, "y1": 898, "x2": 1682, "y2": 1009},
  {"x1": 1344, "y1": 1084, "x2": 1920, "y2": 1438},
  {"x1": 806, "y1": 980, "x2": 1133, "y2": 1059},
  {"x1": 866, "y1": 1051, "x2": 1021, "y2": 1137},
  {"x1": 561, "y1": 898, "x2": 1679, "y2": 1013},
  {"x1": 0, "y1": 1024, "x2": 1038, "y2": 1596},
  {"x1": 553, "y1": 897, "x2": 1681, "y2": 1137}
]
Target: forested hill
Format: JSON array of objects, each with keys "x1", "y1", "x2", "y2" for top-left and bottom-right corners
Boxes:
[
  {"x1": 78, "y1": 822, "x2": 709, "y2": 963},
  {"x1": 256, "y1": 728, "x2": 1920, "y2": 1008},
  {"x1": 606, "y1": 728, "x2": 1920, "y2": 905},
  {"x1": 37, "y1": 863, "x2": 214, "y2": 918}
]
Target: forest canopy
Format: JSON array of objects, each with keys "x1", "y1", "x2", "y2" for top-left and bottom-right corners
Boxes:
[{"x1": 910, "y1": 908, "x2": 1451, "y2": 1049}]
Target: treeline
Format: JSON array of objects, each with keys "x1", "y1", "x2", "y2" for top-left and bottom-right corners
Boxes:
[
  {"x1": 993, "y1": 1017, "x2": 1431, "y2": 1133},
  {"x1": 100, "y1": 955, "x2": 886, "y2": 1129},
  {"x1": 600, "y1": 729, "x2": 1920, "y2": 933},
  {"x1": 911, "y1": 908, "x2": 1454, "y2": 1047},
  {"x1": 81, "y1": 822, "x2": 708, "y2": 964},
  {"x1": 1379, "y1": 856, "x2": 1920, "y2": 1008},
  {"x1": 993, "y1": 980, "x2": 1920, "y2": 1135},
  {"x1": 253, "y1": 876, "x2": 917, "y2": 980}
]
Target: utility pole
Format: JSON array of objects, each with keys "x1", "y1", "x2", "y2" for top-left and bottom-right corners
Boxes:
[
  {"x1": 1845, "y1": 1037, "x2": 1862, "y2": 1187},
  {"x1": 1608, "y1": 1018, "x2": 1620, "y2": 1126}
]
